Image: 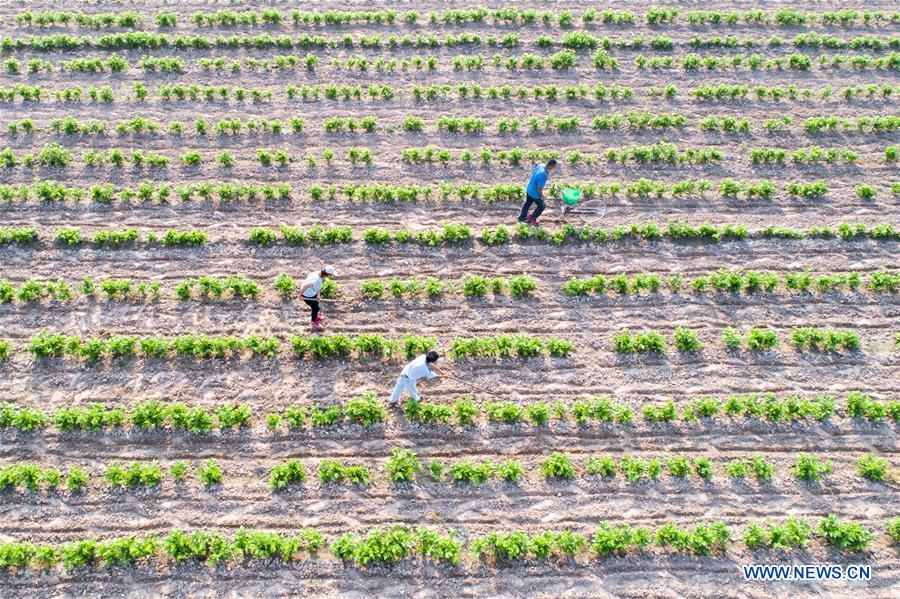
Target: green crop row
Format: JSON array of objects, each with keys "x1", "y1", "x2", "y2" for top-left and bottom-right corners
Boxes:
[
  {"x1": 1, "y1": 221, "x2": 898, "y2": 253},
  {"x1": 105, "y1": 460, "x2": 220, "y2": 488},
  {"x1": 179, "y1": 81, "x2": 900, "y2": 103},
  {"x1": 10, "y1": 7, "x2": 900, "y2": 30},
  {"x1": 0, "y1": 463, "x2": 88, "y2": 492},
  {"x1": 3, "y1": 27, "x2": 899, "y2": 59},
  {"x1": 9, "y1": 326, "x2": 871, "y2": 363},
  {"x1": 398, "y1": 143, "x2": 725, "y2": 166},
  {"x1": 1, "y1": 391, "x2": 895, "y2": 435},
  {"x1": 328, "y1": 221, "x2": 900, "y2": 247},
  {"x1": 640, "y1": 51, "x2": 900, "y2": 71},
  {"x1": 612, "y1": 326, "x2": 864, "y2": 354},
  {"x1": 237, "y1": 49, "x2": 900, "y2": 74},
  {"x1": 12, "y1": 112, "x2": 735, "y2": 135},
  {"x1": 405, "y1": 392, "x2": 900, "y2": 426},
  {"x1": 14, "y1": 331, "x2": 568, "y2": 362},
  {"x1": 0, "y1": 399, "x2": 253, "y2": 433},
  {"x1": 693, "y1": 32, "x2": 898, "y2": 50},
  {"x1": 562, "y1": 269, "x2": 899, "y2": 295},
  {"x1": 248, "y1": 224, "x2": 352, "y2": 245},
  {"x1": 750, "y1": 146, "x2": 865, "y2": 164},
  {"x1": 500, "y1": 221, "x2": 900, "y2": 245},
  {"x1": 355, "y1": 274, "x2": 538, "y2": 300},
  {"x1": 380, "y1": 220, "x2": 900, "y2": 246},
  {"x1": 0, "y1": 513, "x2": 887, "y2": 575},
  {"x1": 0, "y1": 144, "x2": 380, "y2": 169},
  {"x1": 0, "y1": 527, "x2": 328, "y2": 571},
  {"x1": 13, "y1": 8, "x2": 605, "y2": 30},
  {"x1": 24, "y1": 331, "x2": 282, "y2": 360},
  {"x1": 0, "y1": 142, "x2": 754, "y2": 168},
  {"x1": 172, "y1": 276, "x2": 259, "y2": 300},
  {"x1": 0, "y1": 226, "x2": 206, "y2": 247},
  {"x1": 446, "y1": 335, "x2": 573, "y2": 358},
  {"x1": 262, "y1": 450, "x2": 892, "y2": 489},
  {"x1": 13, "y1": 11, "x2": 144, "y2": 29},
  {"x1": 294, "y1": 269, "x2": 900, "y2": 301},
  {"x1": 11, "y1": 449, "x2": 884, "y2": 496},
  {"x1": 1, "y1": 80, "x2": 636, "y2": 103},
  {"x1": 4, "y1": 80, "x2": 899, "y2": 105},
  {"x1": 4, "y1": 32, "x2": 898, "y2": 74},
  {"x1": 691, "y1": 83, "x2": 899, "y2": 101},
  {"x1": 3, "y1": 274, "x2": 302, "y2": 303},
  {"x1": 0, "y1": 180, "x2": 526, "y2": 204},
  {"x1": 289, "y1": 333, "x2": 572, "y2": 359},
  {"x1": 4, "y1": 178, "x2": 898, "y2": 206},
  {"x1": 42, "y1": 41, "x2": 869, "y2": 75},
  {"x1": 0, "y1": 459, "x2": 226, "y2": 492},
  {"x1": 790, "y1": 328, "x2": 862, "y2": 351},
  {"x1": 1, "y1": 219, "x2": 899, "y2": 256}
]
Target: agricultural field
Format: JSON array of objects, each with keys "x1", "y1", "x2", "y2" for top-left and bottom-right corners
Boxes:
[{"x1": 0, "y1": 0, "x2": 899, "y2": 596}]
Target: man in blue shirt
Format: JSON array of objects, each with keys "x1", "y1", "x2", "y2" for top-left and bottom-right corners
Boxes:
[{"x1": 518, "y1": 158, "x2": 556, "y2": 225}]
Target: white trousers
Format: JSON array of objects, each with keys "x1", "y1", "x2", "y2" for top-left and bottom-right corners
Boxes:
[{"x1": 390, "y1": 375, "x2": 419, "y2": 404}]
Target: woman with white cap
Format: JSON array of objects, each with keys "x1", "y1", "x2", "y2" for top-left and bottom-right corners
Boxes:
[{"x1": 299, "y1": 265, "x2": 337, "y2": 330}]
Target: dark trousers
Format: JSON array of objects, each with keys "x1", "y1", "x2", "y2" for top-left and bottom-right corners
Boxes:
[
  {"x1": 303, "y1": 298, "x2": 320, "y2": 322},
  {"x1": 518, "y1": 193, "x2": 545, "y2": 221}
]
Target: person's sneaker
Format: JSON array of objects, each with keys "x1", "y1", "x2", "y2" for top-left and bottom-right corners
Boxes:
[
  {"x1": 517, "y1": 217, "x2": 527, "y2": 223},
  {"x1": 311, "y1": 321, "x2": 324, "y2": 330},
  {"x1": 315, "y1": 314, "x2": 326, "y2": 322}
]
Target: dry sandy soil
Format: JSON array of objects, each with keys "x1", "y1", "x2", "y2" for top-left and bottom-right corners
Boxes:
[{"x1": 0, "y1": 0, "x2": 898, "y2": 597}]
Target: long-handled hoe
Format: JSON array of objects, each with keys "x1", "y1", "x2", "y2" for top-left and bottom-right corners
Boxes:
[{"x1": 445, "y1": 372, "x2": 509, "y2": 400}]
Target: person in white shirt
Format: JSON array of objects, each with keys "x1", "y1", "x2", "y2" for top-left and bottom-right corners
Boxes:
[
  {"x1": 390, "y1": 351, "x2": 444, "y2": 405},
  {"x1": 298, "y1": 265, "x2": 337, "y2": 330}
]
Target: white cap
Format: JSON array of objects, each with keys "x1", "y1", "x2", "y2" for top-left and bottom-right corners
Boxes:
[{"x1": 323, "y1": 265, "x2": 337, "y2": 275}]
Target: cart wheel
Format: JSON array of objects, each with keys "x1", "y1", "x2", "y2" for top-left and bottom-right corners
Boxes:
[{"x1": 578, "y1": 199, "x2": 608, "y2": 224}]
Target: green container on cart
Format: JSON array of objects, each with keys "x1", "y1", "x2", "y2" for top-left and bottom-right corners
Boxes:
[{"x1": 561, "y1": 188, "x2": 582, "y2": 205}]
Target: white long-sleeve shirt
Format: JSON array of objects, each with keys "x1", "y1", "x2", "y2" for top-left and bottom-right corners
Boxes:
[
  {"x1": 301, "y1": 271, "x2": 323, "y2": 298},
  {"x1": 400, "y1": 354, "x2": 437, "y2": 382}
]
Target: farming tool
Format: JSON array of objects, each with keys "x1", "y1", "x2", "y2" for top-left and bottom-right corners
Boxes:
[
  {"x1": 557, "y1": 187, "x2": 608, "y2": 224},
  {"x1": 316, "y1": 297, "x2": 365, "y2": 308},
  {"x1": 445, "y1": 373, "x2": 510, "y2": 400},
  {"x1": 309, "y1": 298, "x2": 360, "y2": 330}
]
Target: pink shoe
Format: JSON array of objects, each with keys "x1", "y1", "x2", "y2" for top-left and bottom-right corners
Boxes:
[
  {"x1": 311, "y1": 321, "x2": 324, "y2": 330},
  {"x1": 315, "y1": 314, "x2": 326, "y2": 322}
]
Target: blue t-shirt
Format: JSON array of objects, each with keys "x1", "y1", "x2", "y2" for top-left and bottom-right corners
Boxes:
[{"x1": 526, "y1": 163, "x2": 548, "y2": 198}]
